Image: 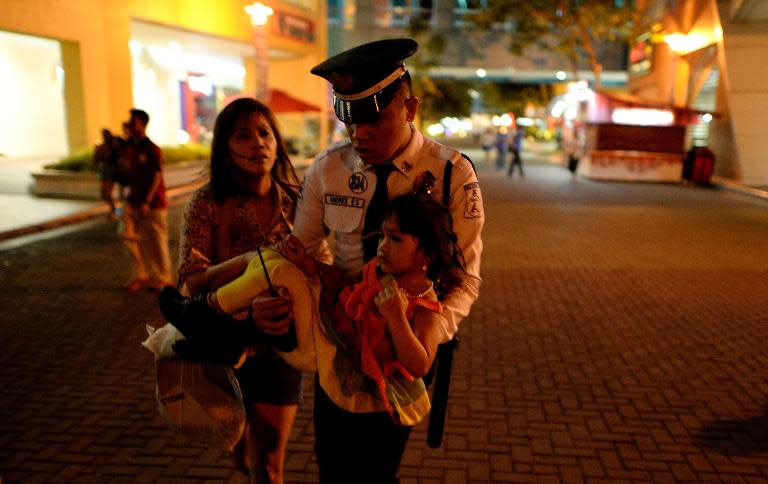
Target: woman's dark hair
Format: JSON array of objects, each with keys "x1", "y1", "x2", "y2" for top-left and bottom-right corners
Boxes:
[
  {"x1": 209, "y1": 97, "x2": 300, "y2": 202},
  {"x1": 384, "y1": 193, "x2": 465, "y2": 298}
]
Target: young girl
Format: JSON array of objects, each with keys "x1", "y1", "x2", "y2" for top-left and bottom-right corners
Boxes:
[{"x1": 160, "y1": 191, "x2": 466, "y2": 480}]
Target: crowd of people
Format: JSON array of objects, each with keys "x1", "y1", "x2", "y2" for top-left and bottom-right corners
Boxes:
[{"x1": 123, "y1": 37, "x2": 484, "y2": 483}]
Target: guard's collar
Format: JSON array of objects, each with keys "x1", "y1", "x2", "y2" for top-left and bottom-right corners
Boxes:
[{"x1": 352, "y1": 125, "x2": 424, "y2": 174}]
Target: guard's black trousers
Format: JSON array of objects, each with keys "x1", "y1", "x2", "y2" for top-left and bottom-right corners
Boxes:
[{"x1": 313, "y1": 375, "x2": 412, "y2": 484}]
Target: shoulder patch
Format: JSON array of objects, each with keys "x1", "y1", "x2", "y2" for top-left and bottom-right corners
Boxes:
[{"x1": 463, "y1": 182, "x2": 483, "y2": 219}]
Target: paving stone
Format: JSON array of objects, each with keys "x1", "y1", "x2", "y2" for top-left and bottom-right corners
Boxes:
[{"x1": 2, "y1": 166, "x2": 768, "y2": 482}]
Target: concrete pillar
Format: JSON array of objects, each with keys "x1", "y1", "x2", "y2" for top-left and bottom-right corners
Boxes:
[{"x1": 59, "y1": 41, "x2": 89, "y2": 153}]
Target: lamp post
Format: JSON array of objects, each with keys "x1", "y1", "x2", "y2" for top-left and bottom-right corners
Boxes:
[{"x1": 245, "y1": 2, "x2": 274, "y2": 101}]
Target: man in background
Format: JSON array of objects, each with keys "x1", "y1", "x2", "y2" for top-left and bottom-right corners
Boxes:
[{"x1": 121, "y1": 108, "x2": 172, "y2": 294}]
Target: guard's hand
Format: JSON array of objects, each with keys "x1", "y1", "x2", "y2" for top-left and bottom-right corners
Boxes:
[
  {"x1": 374, "y1": 278, "x2": 408, "y2": 323},
  {"x1": 251, "y1": 286, "x2": 293, "y2": 336}
]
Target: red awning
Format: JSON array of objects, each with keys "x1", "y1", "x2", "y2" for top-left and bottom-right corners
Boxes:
[
  {"x1": 266, "y1": 89, "x2": 321, "y2": 113},
  {"x1": 222, "y1": 90, "x2": 321, "y2": 113}
]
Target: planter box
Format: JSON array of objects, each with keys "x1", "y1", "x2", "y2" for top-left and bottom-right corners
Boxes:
[{"x1": 32, "y1": 160, "x2": 209, "y2": 199}]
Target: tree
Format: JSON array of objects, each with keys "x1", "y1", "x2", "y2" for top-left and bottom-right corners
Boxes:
[
  {"x1": 474, "y1": 0, "x2": 652, "y2": 88},
  {"x1": 479, "y1": 82, "x2": 554, "y2": 116},
  {"x1": 407, "y1": 19, "x2": 474, "y2": 123}
]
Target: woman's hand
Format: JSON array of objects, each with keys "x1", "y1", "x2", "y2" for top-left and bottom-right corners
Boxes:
[
  {"x1": 373, "y1": 279, "x2": 408, "y2": 324},
  {"x1": 250, "y1": 286, "x2": 293, "y2": 335}
]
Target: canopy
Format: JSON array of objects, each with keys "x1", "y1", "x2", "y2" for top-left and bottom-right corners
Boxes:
[
  {"x1": 595, "y1": 89, "x2": 719, "y2": 125},
  {"x1": 267, "y1": 89, "x2": 321, "y2": 113},
  {"x1": 222, "y1": 90, "x2": 321, "y2": 113}
]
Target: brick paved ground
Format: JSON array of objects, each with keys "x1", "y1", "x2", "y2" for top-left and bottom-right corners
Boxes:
[{"x1": 1, "y1": 162, "x2": 768, "y2": 483}]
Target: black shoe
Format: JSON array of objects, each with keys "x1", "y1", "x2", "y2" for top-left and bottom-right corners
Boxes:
[
  {"x1": 159, "y1": 287, "x2": 250, "y2": 361},
  {"x1": 158, "y1": 286, "x2": 186, "y2": 324},
  {"x1": 158, "y1": 286, "x2": 216, "y2": 341}
]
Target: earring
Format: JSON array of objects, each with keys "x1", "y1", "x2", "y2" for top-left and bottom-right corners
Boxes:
[{"x1": 422, "y1": 263, "x2": 427, "y2": 272}]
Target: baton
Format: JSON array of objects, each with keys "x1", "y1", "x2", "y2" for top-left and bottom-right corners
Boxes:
[
  {"x1": 256, "y1": 246, "x2": 297, "y2": 352},
  {"x1": 256, "y1": 246, "x2": 278, "y2": 296},
  {"x1": 427, "y1": 335, "x2": 458, "y2": 448}
]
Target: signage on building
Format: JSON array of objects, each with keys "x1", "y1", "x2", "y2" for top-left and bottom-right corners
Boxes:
[
  {"x1": 272, "y1": 11, "x2": 315, "y2": 43},
  {"x1": 629, "y1": 34, "x2": 654, "y2": 78}
]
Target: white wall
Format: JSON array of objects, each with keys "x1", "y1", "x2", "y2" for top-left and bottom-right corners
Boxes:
[
  {"x1": 721, "y1": 28, "x2": 768, "y2": 185},
  {"x1": 0, "y1": 30, "x2": 68, "y2": 159}
]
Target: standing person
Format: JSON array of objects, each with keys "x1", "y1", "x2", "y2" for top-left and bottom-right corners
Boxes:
[
  {"x1": 480, "y1": 129, "x2": 495, "y2": 166},
  {"x1": 495, "y1": 127, "x2": 509, "y2": 171},
  {"x1": 281, "y1": 37, "x2": 484, "y2": 483},
  {"x1": 508, "y1": 126, "x2": 525, "y2": 178},
  {"x1": 121, "y1": 109, "x2": 173, "y2": 293},
  {"x1": 175, "y1": 98, "x2": 303, "y2": 484},
  {"x1": 94, "y1": 128, "x2": 121, "y2": 216},
  {"x1": 112, "y1": 121, "x2": 135, "y2": 211}
]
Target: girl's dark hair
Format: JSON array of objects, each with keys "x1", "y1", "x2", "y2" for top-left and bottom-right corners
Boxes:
[
  {"x1": 384, "y1": 193, "x2": 466, "y2": 298},
  {"x1": 209, "y1": 97, "x2": 300, "y2": 202}
]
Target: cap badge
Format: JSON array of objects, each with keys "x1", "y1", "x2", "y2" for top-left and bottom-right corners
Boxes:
[{"x1": 330, "y1": 72, "x2": 355, "y2": 93}]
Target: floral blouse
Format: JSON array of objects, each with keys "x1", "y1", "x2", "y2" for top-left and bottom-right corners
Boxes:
[{"x1": 177, "y1": 183, "x2": 296, "y2": 282}]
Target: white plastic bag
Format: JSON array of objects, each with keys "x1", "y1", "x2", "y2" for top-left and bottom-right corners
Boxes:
[{"x1": 143, "y1": 325, "x2": 246, "y2": 451}]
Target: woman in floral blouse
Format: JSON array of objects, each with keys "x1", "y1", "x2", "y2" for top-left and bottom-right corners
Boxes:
[{"x1": 176, "y1": 98, "x2": 301, "y2": 483}]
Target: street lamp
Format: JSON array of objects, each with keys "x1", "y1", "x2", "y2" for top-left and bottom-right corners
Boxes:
[{"x1": 245, "y1": 2, "x2": 274, "y2": 101}]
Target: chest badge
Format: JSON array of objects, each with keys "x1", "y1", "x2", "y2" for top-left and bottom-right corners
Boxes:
[
  {"x1": 348, "y1": 172, "x2": 368, "y2": 194},
  {"x1": 412, "y1": 170, "x2": 436, "y2": 195}
]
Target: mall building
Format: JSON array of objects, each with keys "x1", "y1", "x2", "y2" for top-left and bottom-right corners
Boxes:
[
  {"x1": 628, "y1": 0, "x2": 768, "y2": 186},
  {"x1": 1, "y1": 0, "x2": 329, "y2": 161}
]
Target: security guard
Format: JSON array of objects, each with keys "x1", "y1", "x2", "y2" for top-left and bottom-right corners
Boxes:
[
  {"x1": 292, "y1": 38, "x2": 484, "y2": 483},
  {"x1": 293, "y1": 38, "x2": 483, "y2": 343}
]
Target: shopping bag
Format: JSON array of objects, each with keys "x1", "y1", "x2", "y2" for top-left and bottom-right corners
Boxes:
[{"x1": 143, "y1": 324, "x2": 246, "y2": 451}]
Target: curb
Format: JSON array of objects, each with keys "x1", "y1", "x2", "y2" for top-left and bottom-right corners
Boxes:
[
  {"x1": 711, "y1": 175, "x2": 768, "y2": 201},
  {"x1": 0, "y1": 180, "x2": 206, "y2": 243},
  {"x1": 3, "y1": 172, "x2": 761, "y2": 243}
]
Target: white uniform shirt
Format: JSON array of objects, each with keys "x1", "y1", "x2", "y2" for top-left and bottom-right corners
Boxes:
[{"x1": 293, "y1": 127, "x2": 484, "y2": 342}]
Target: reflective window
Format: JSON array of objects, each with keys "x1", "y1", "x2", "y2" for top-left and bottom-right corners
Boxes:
[{"x1": 373, "y1": 0, "x2": 435, "y2": 27}]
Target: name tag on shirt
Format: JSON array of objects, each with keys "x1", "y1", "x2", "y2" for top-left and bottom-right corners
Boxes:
[{"x1": 325, "y1": 194, "x2": 365, "y2": 209}]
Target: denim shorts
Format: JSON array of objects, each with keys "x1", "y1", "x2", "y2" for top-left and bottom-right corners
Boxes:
[{"x1": 235, "y1": 350, "x2": 304, "y2": 405}]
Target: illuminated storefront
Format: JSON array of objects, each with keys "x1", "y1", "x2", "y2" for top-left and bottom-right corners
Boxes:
[
  {"x1": 0, "y1": 0, "x2": 328, "y2": 160},
  {"x1": 0, "y1": 30, "x2": 69, "y2": 159}
]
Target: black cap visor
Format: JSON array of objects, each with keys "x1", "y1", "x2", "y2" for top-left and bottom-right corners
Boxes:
[{"x1": 333, "y1": 78, "x2": 402, "y2": 124}]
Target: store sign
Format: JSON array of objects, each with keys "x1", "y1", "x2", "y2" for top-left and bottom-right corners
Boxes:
[
  {"x1": 629, "y1": 34, "x2": 654, "y2": 78},
  {"x1": 273, "y1": 11, "x2": 315, "y2": 43}
]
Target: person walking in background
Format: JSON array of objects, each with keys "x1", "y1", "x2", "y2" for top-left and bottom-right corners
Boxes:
[
  {"x1": 121, "y1": 109, "x2": 172, "y2": 294},
  {"x1": 495, "y1": 127, "x2": 509, "y2": 171},
  {"x1": 508, "y1": 126, "x2": 525, "y2": 178},
  {"x1": 174, "y1": 98, "x2": 303, "y2": 483},
  {"x1": 94, "y1": 128, "x2": 122, "y2": 216},
  {"x1": 112, "y1": 121, "x2": 135, "y2": 211},
  {"x1": 480, "y1": 129, "x2": 495, "y2": 166}
]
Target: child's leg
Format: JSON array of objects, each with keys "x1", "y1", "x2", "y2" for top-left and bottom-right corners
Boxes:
[{"x1": 214, "y1": 256, "x2": 272, "y2": 315}]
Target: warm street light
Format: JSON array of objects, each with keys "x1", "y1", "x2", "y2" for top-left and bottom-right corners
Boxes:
[
  {"x1": 663, "y1": 32, "x2": 710, "y2": 54},
  {"x1": 663, "y1": 26, "x2": 722, "y2": 55},
  {"x1": 245, "y1": 2, "x2": 274, "y2": 26},
  {"x1": 244, "y1": 2, "x2": 273, "y2": 101}
]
